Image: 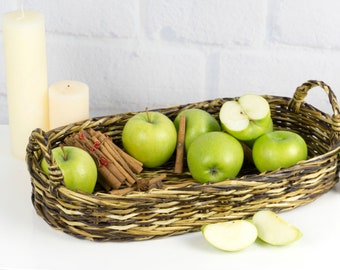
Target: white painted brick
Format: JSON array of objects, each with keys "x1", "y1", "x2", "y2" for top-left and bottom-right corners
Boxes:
[
  {"x1": 218, "y1": 48, "x2": 340, "y2": 115},
  {"x1": 0, "y1": 0, "x2": 17, "y2": 13},
  {"x1": 0, "y1": 1, "x2": 17, "y2": 123},
  {"x1": 144, "y1": 0, "x2": 267, "y2": 46},
  {"x1": 47, "y1": 35, "x2": 206, "y2": 118},
  {"x1": 0, "y1": 104, "x2": 8, "y2": 125},
  {"x1": 100, "y1": 47, "x2": 206, "y2": 116},
  {"x1": 269, "y1": 0, "x2": 340, "y2": 49},
  {"x1": 24, "y1": 0, "x2": 139, "y2": 38},
  {"x1": 0, "y1": 37, "x2": 8, "y2": 124}
]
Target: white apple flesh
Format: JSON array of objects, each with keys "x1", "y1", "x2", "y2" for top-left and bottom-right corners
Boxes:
[
  {"x1": 202, "y1": 220, "x2": 258, "y2": 252},
  {"x1": 219, "y1": 94, "x2": 273, "y2": 142},
  {"x1": 252, "y1": 210, "x2": 302, "y2": 246}
]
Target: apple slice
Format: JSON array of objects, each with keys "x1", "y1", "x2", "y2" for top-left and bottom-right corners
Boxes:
[
  {"x1": 252, "y1": 210, "x2": 302, "y2": 246},
  {"x1": 201, "y1": 220, "x2": 258, "y2": 252},
  {"x1": 219, "y1": 94, "x2": 273, "y2": 142}
]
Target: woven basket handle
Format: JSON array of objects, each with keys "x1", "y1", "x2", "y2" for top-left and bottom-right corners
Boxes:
[
  {"x1": 26, "y1": 128, "x2": 63, "y2": 189},
  {"x1": 288, "y1": 80, "x2": 340, "y2": 146}
]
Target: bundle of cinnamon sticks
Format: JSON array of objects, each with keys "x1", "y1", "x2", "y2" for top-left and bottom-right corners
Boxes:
[{"x1": 64, "y1": 128, "x2": 144, "y2": 192}]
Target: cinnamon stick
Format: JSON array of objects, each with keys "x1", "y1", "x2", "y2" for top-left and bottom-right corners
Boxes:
[
  {"x1": 90, "y1": 135, "x2": 137, "y2": 186},
  {"x1": 174, "y1": 115, "x2": 186, "y2": 173},
  {"x1": 240, "y1": 141, "x2": 253, "y2": 165},
  {"x1": 111, "y1": 143, "x2": 143, "y2": 174},
  {"x1": 90, "y1": 149, "x2": 124, "y2": 189},
  {"x1": 110, "y1": 173, "x2": 167, "y2": 194},
  {"x1": 88, "y1": 129, "x2": 143, "y2": 174},
  {"x1": 136, "y1": 173, "x2": 166, "y2": 191},
  {"x1": 109, "y1": 186, "x2": 135, "y2": 195},
  {"x1": 97, "y1": 176, "x2": 112, "y2": 192}
]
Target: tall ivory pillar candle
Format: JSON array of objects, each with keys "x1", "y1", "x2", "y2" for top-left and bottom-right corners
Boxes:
[
  {"x1": 2, "y1": 10, "x2": 49, "y2": 159},
  {"x1": 48, "y1": 80, "x2": 89, "y2": 129}
]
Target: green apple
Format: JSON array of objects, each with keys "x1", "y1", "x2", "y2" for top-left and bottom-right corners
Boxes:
[
  {"x1": 41, "y1": 146, "x2": 98, "y2": 194},
  {"x1": 252, "y1": 130, "x2": 308, "y2": 172},
  {"x1": 187, "y1": 131, "x2": 244, "y2": 183},
  {"x1": 252, "y1": 210, "x2": 302, "y2": 246},
  {"x1": 202, "y1": 220, "x2": 258, "y2": 252},
  {"x1": 173, "y1": 108, "x2": 221, "y2": 152},
  {"x1": 122, "y1": 111, "x2": 177, "y2": 168},
  {"x1": 219, "y1": 94, "x2": 273, "y2": 143}
]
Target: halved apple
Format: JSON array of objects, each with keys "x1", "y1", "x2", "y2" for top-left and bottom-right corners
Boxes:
[
  {"x1": 201, "y1": 220, "x2": 258, "y2": 252},
  {"x1": 252, "y1": 210, "x2": 302, "y2": 246},
  {"x1": 219, "y1": 94, "x2": 273, "y2": 143}
]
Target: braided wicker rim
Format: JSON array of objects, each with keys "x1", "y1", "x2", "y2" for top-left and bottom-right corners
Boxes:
[{"x1": 26, "y1": 80, "x2": 340, "y2": 241}]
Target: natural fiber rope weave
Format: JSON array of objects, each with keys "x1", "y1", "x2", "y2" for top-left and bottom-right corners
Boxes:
[{"x1": 26, "y1": 80, "x2": 340, "y2": 241}]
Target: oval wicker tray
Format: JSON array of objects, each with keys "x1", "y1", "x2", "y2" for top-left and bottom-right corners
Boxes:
[{"x1": 26, "y1": 80, "x2": 340, "y2": 241}]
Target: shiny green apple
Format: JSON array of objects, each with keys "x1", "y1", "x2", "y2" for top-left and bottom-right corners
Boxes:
[
  {"x1": 219, "y1": 94, "x2": 273, "y2": 144},
  {"x1": 122, "y1": 111, "x2": 177, "y2": 168},
  {"x1": 187, "y1": 131, "x2": 244, "y2": 183},
  {"x1": 41, "y1": 146, "x2": 98, "y2": 194},
  {"x1": 174, "y1": 108, "x2": 221, "y2": 152},
  {"x1": 252, "y1": 130, "x2": 308, "y2": 172}
]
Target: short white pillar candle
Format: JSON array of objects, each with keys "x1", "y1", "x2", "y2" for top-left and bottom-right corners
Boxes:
[{"x1": 48, "y1": 80, "x2": 90, "y2": 129}]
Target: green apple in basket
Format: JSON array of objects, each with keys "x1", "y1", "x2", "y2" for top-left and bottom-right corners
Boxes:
[
  {"x1": 186, "y1": 131, "x2": 244, "y2": 183},
  {"x1": 122, "y1": 110, "x2": 177, "y2": 168},
  {"x1": 252, "y1": 130, "x2": 308, "y2": 172},
  {"x1": 173, "y1": 108, "x2": 221, "y2": 152},
  {"x1": 219, "y1": 94, "x2": 273, "y2": 145},
  {"x1": 41, "y1": 146, "x2": 98, "y2": 194}
]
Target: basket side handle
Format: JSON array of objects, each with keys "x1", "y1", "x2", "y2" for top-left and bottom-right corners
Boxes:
[
  {"x1": 26, "y1": 128, "x2": 63, "y2": 189},
  {"x1": 288, "y1": 80, "x2": 340, "y2": 144}
]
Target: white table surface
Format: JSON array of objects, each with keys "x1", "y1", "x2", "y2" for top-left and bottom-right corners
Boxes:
[{"x1": 1, "y1": 124, "x2": 340, "y2": 270}]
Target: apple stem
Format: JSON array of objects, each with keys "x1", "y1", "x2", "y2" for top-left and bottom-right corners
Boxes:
[
  {"x1": 145, "y1": 107, "x2": 151, "y2": 123},
  {"x1": 60, "y1": 145, "x2": 68, "y2": 161}
]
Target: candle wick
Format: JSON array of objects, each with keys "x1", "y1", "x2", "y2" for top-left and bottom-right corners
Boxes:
[
  {"x1": 67, "y1": 85, "x2": 70, "y2": 87},
  {"x1": 17, "y1": 0, "x2": 24, "y2": 18}
]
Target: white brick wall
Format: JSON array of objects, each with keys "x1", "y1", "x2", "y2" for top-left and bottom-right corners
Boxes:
[
  {"x1": 144, "y1": 0, "x2": 267, "y2": 46},
  {"x1": 1, "y1": 0, "x2": 340, "y2": 124}
]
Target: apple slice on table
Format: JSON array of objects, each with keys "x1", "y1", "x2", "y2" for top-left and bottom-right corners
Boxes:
[
  {"x1": 219, "y1": 94, "x2": 273, "y2": 144},
  {"x1": 202, "y1": 220, "x2": 258, "y2": 252},
  {"x1": 252, "y1": 210, "x2": 302, "y2": 246}
]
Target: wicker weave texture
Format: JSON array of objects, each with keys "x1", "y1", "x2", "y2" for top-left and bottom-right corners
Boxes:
[{"x1": 26, "y1": 80, "x2": 340, "y2": 241}]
